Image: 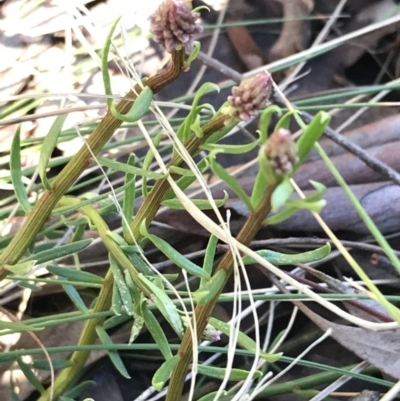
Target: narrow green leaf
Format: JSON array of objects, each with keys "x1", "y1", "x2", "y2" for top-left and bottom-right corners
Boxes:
[
  {"x1": 242, "y1": 243, "x2": 331, "y2": 265},
  {"x1": 0, "y1": 321, "x2": 42, "y2": 333},
  {"x1": 258, "y1": 105, "x2": 282, "y2": 144},
  {"x1": 17, "y1": 357, "x2": 45, "y2": 394},
  {"x1": 110, "y1": 86, "x2": 153, "y2": 122},
  {"x1": 271, "y1": 177, "x2": 292, "y2": 212},
  {"x1": 109, "y1": 254, "x2": 134, "y2": 315},
  {"x1": 162, "y1": 193, "x2": 228, "y2": 210},
  {"x1": 201, "y1": 234, "x2": 218, "y2": 289},
  {"x1": 47, "y1": 266, "x2": 104, "y2": 284},
  {"x1": 152, "y1": 355, "x2": 180, "y2": 391},
  {"x1": 197, "y1": 364, "x2": 262, "y2": 381},
  {"x1": 103, "y1": 313, "x2": 130, "y2": 331},
  {"x1": 64, "y1": 381, "x2": 95, "y2": 399},
  {"x1": 32, "y1": 359, "x2": 72, "y2": 370},
  {"x1": 168, "y1": 165, "x2": 197, "y2": 177},
  {"x1": 101, "y1": 16, "x2": 122, "y2": 107},
  {"x1": 194, "y1": 270, "x2": 226, "y2": 305},
  {"x1": 209, "y1": 317, "x2": 281, "y2": 363},
  {"x1": 97, "y1": 156, "x2": 164, "y2": 179},
  {"x1": 164, "y1": 158, "x2": 209, "y2": 201},
  {"x1": 60, "y1": 277, "x2": 89, "y2": 314},
  {"x1": 112, "y1": 281, "x2": 123, "y2": 315},
  {"x1": 251, "y1": 152, "x2": 273, "y2": 209},
  {"x1": 95, "y1": 326, "x2": 131, "y2": 378},
  {"x1": 202, "y1": 140, "x2": 259, "y2": 154},
  {"x1": 72, "y1": 222, "x2": 87, "y2": 242},
  {"x1": 184, "y1": 40, "x2": 201, "y2": 67},
  {"x1": 22, "y1": 239, "x2": 92, "y2": 264},
  {"x1": 141, "y1": 300, "x2": 173, "y2": 360},
  {"x1": 209, "y1": 155, "x2": 252, "y2": 212},
  {"x1": 197, "y1": 391, "x2": 229, "y2": 401},
  {"x1": 140, "y1": 223, "x2": 210, "y2": 280},
  {"x1": 38, "y1": 114, "x2": 68, "y2": 190},
  {"x1": 268, "y1": 182, "x2": 326, "y2": 224},
  {"x1": 274, "y1": 110, "x2": 297, "y2": 131},
  {"x1": 296, "y1": 111, "x2": 331, "y2": 164},
  {"x1": 16, "y1": 281, "x2": 42, "y2": 291},
  {"x1": 178, "y1": 82, "x2": 220, "y2": 141},
  {"x1": 139, "y1": 274, "x2": 184, "y2": 338},
  {"x1": 5, "y1": 260, "x2": 36, "y2": 275},
  {"x1": 10, "y1": 378, "x2": 22, "y2": 401},
  {"x1": 122, "y1": 154, "x2": 136, "y2": 236},
  {"x1": 129, "y1": 312, "x2": 144, "y2": 343},
  {"x1": 10, "y1": 126, "x2": 31, "y2": 213}
]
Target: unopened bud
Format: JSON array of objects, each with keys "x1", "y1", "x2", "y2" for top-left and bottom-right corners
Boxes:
[
  {"x1": 149, "y1": 0, "x2": 202, "y2": 53},
  {"x1": 264, "y1": 128, "x2": 298, "y2": 175},
  {"x1": 223, "y1": 72, "x2": 273, "y2": 123}
]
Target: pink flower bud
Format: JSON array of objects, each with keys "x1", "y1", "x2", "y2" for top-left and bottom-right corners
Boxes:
[
  {"x1": 224, "y1": 72, "x2": 273, "y2": 123},
  {"x1": 264, "y1": 128, "x2": 298, "y2": 175},
  {"x1": 149, "y1": 0, "x2": 203, "y2": 53}
]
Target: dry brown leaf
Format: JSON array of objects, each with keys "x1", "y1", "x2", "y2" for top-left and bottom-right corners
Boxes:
[{"x1": 295, "y1": 302, "x2": 400, "y2": 380}]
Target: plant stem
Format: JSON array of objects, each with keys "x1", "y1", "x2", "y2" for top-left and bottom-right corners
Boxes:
[
  {"x1": 0, "y1": 49, "x2": 186, "y2": 279},
  {"x1": 36, "y1": 199, "x2": 152, "y2": 401},
  {"x1": 124, "y1": 114, "x2": 228, "y2": 244},
  {"x1": 165, "y1": 183, "x2": 277, "y2": 401},
  {"x1": 37, "y1": 268, "x2": 114, "y2": 401}
]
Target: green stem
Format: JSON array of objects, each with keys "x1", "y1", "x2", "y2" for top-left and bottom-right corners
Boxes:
[
  {"x1": 124, "y1": 114, "x2": 228, "y2": 244},
  {"x1": 165, "y1": 184, "x2": 277, "y2": 401},
  {"x1": 36, "y1": 199, "x2": 151, "y2": 401},
  {"x1": 0, "y1": 49, "x2": 186, "y2": 279}
]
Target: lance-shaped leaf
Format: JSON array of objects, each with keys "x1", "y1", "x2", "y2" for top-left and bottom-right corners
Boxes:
[
  {"x1": 109, "y1": 254, "x2": 134, "y2": 316},
  {"x1": 97, "y1": 156, "x2": 164, "y2": 179},
  {"x1": 194, "y1": 270, "x2": 226, "y2": 305},
  {"x1": 242, "y1": 243, "x2": 331, "y2": 266},
  {"x1": 197, "y1": 364, "x2": 262, "y2": 381},
  {"x1": 96, "y1": 326, "x2": 131, "y2": 378},
  {"x1": 5, "y1": 260, "x2": 36, "y2": 275},
  {"x1": 10, "y1": 126, "x2": 31, "y2": 213},
  {"x1": 140, "y1": 222, "x2": 210, "y2": 280},
  {"x1": 32, "y1": 359, "x2": 72, "y2": 370},
  {"x1": 177, "y1": 82, "x2": 219, "y2": 141},
  {"x1": 59, "y1": 275, "x2": 89, "y2": 314},
  {"x1": 21, "y1": 239, "x2": 92, "y2": 264},
  {"x1": 47, "y1": 265, "x2": 104, "y2": 285},
  {"x1": 209, "y1": 317, "x2": 281, "y2": 363},
  {"x1": 110, "y1": 86, "x2": 153, "y2": 122},
  {"x1": 200, "y1": 234, "x2": 218, "y2": 289},
  {"x1": 258, "y1": 105, "x2": 282, "y2": 144},
  {"x1": 101, "y1": 16, "x2": 121, "y2": 107},
  {"x1": 17, "y1": 358, "x2": 45, "y2": 394},
  {"x1": 268, "y1": 181, "x2": 326, "y2": 223},
  {"x1": 152, "y1": 355, "x2": 180, "y2": 391},
  {"x1": 139, "y1": 274, "x2": 184, "y2": 338},
  {"x1": 209, "y1": 152, "x2": 252, "y2": 212},
  {"x1": 122, "y1": 154, "x2": 136, "y2": 237},
  {"x1": 38, "y1": 114, "x2": 68, "y2": 190}
]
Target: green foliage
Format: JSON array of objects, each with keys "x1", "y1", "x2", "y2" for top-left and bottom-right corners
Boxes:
[{"x1": 10, "y1": 126, "x2": 31, "y2": 213}]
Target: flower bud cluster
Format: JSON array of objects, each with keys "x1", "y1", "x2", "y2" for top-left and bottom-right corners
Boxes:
[
  {"x1": 223, "y1": 72, "x2": 273, "y2": 123},
  {"x1": 150, "y1": 0, "x2": 202, "y2": 53},
  {"x1": 264, "y1": 128, "x2": 298, "y2": 175}
]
